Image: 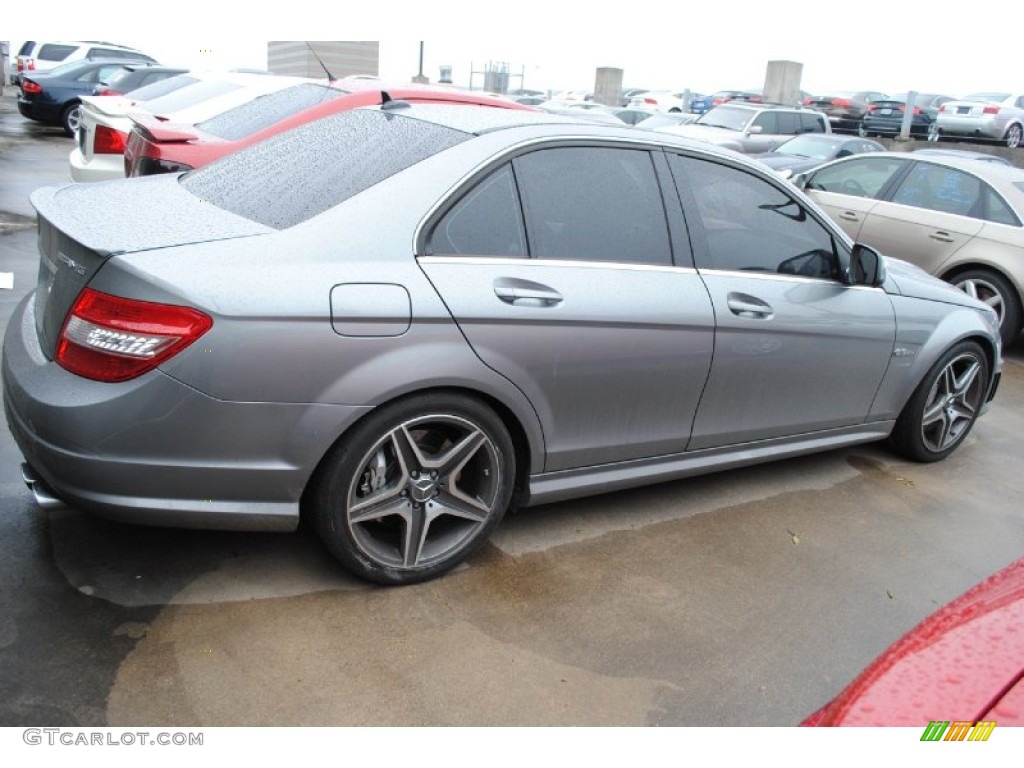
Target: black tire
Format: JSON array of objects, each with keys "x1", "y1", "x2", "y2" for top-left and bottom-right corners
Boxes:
[
  {"x1": 950, "y1": 269, "x2": 1022, "y2": 346},
  {"x1": 61, "y1": 102, "x2": 82, "y2": 137},
  {"x1": 889, "y1": 340, "x2": 989, "y2": 462},
  {"x1": 309, "y1": 393, "x2": 515, "y2": 585}
]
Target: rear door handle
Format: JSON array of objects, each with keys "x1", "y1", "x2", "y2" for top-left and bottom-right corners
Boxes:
[
  {"x1": 727, "y1": 292, "x2": 773, "y2": 319},
  {"x1": 493, "y1": 277, "x2": 563, "y2": 307},
  {"x1": 930, "y1": 231, "x2": 955, "y2": 243}
]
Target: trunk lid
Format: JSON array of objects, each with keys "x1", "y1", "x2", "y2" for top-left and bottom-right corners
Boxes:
[{"x1": 30, "y1": 176, "x2": 273, "y2": 358}]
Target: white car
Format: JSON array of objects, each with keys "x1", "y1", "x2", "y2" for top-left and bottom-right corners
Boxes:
[
  {"x1": 12, "y1": 40, "x2": 155, "y2": 85},
  {"x1": 70, "y1": 72, "x2": 314, "y2": 183},
  {"x1": 629, "y1": 90, "x2": 688, "y2": 113}
]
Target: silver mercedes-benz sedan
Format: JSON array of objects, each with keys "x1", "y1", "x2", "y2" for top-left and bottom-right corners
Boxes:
[{"x1": 3, "y1": 104, "x2": 1003, "y2": 584}]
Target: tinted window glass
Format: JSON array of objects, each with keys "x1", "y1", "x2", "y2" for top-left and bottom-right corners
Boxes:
[
  {"x1": 129, "y1": 74, "x2": 198, "y2": 102},
  {"x1": 805, "y1": 156, "x2": 907, "y2": 198},
  {"x1": 427, "y1": 165, "x2": 526, "y2": 257},
  {"x1": 753, "y1": 112, "x2": 778, "y2": 133},
  {"x1": 801, "y1": 113, "x2": 827, "y2": 133},
  {"x1": 983, "y1": 187, "x2": 1021, "y2": 226},
  {"x1": 182, "y1": 110, "x2": 471, "y2": 230},
  {"x1": 891, "y1": 164, "x2": 981, "y2": 216},
  {"x1": 197, "y1": 84, "x2": 350, "y2": 141},
  {"x1": 513, "y1": 147, "x2": 671, "y2": 265},
  {"x1": 37, "y1": 44, "x2": 76, "y2": 61},
  {"x1": 775, "y1": 112, "x2": 799, "y2": 134},
  {"x1": 671, "y1": 155, "x2": 839, "y2": 279}
]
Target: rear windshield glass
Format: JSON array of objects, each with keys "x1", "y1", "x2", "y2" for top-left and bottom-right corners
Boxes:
[
  {"x1": 142, "y1": 80, "x2": 243, "y2": 117},
  {"x1": 196, "y1": 83, "x2": 351, "y2": 141},
  {"x1": 129, "y1": 74, "x2": 198, "y2": 102},
  {"x1": 181, "y1": 109, "x2": 471, "y2": 229}
]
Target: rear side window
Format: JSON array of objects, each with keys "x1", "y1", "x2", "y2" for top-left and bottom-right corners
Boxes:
[
  {"x1": 182, "y1": 110, "x2": 471, "y2": 229},
  {"x1": 513, "y1": 147, "x2": 672, "y2": 265},
  {"x1": 37, "y1": 44, "x2": 76, "y2": 61},
  {"x1": 890, "y1": 164, "x2": 981, "y2": 217},
  {"x1": 427, "y1": 165, "x2": 526, "y2": 257},
  {"x1": 984, "y1": 188, "x2": 1020, "y2": 226},
  {"x1": 801, "y1": 113, "x2": 827, "y2": 133},
  {"x1": 196, "y1": 84, "x2": 350, "y2": 141}
]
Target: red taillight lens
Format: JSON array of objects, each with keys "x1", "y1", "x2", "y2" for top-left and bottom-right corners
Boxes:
[
  {"x1": 983, "y1": 106, "x2": 999, "y2": 115},
  {"x1": 831, "y1": 98, "x2": 852, "y2": 107},
  {"x1": 94, "y1": 125, "x2": 127, "y2": 155},
  {"x1": 28, "y1": 60, "x2": 36, "y2": 71},
  {"x1": 939, "y1": 104, "x2": 947, "y2": 113},
  {"x1": 643, "y1": 97, "x2": 656, "y2": 104},
  {"x1": 57, "y1": 288, "x2": 212, "y2": 382},
  {"x1": 866, "y1": 104, "x2": 877, "y2": 112},
  {"x1": 803, "y1": 97, "x2": 812, "y2": 105},
  {"x1": 22, "y1": 80, "x2": 42, "y2": 95},
  {"x1": 912, "y1": 107, "x2": 922, "y2": 115},
  {"x1": 95, "y1": 88, "x2": 121, "y2": 97}
]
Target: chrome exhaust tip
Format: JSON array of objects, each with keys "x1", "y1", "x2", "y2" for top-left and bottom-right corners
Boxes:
[{"x1": 21, "y1": 463, "x2": 67, "y2": 511}]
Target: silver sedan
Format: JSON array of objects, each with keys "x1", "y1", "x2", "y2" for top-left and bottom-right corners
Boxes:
[
  {"x1": 935, "y1": 92, "x2": 1024, "y2": 147},
  {"x1": 3, "y1": 105, "x2": 1002, "y2": 584}
]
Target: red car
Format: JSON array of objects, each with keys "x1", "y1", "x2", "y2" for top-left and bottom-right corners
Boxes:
[
  {"x1": 124, "y1": 80, "x2": 533, "y2": 176},
  {"x1": 804, "y1": 557, "x2": 1024, "y2": 727}
]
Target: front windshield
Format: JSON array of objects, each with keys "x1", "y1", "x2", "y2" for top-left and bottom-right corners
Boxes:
[
  {"x1": 775, "y1": 136, "x2": 839, "y2": 160},
  {"x1": 696, "y1": 105, "x2": 753, "y2": 130}
]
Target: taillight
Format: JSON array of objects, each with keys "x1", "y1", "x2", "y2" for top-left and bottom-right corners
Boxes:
[
  {"x1": 866, "y1": 104, "x2": 877, "y2": 112},
  {"x1": 912, "y1": 107, "x2": 922, "y2": 115},
  {"x1": 831, "y1": 98, "x2": 852, "y2": 107},
  {"x1": 94, "y1": 125, "x2": 127, "y2": 155},
  {"x1": 129, "y1": 156, "x2": 194, "y2": 177},
  {"x1": 95, "y1": 88, "x2": 121, "y2": 97},
  {"x1": 28, "y1": 60, "x2": 36, "y2": 71},
  {"x1": 983, "y1": 106, "x2": 999, "y2": 115},
  {"x1": 56, "y1": 288, "x2": 212, "y2": 382},
  {"x1": 643, "y1": 97, "x2": 656, "y2": 104},
  {"x1": 803, "y1": 97, "x2": 812, "y2": 105},
  {"x1": 22, "y1": 80, "x2": 42, "y2": 95}
]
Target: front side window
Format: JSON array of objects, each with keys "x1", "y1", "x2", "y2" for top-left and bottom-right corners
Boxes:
[
  {"x1": 671, "y1": 155, "x2": 840, "y2": 279},
  {"x1": 805, "y1": 156, "x2": 908, "y2": 199},
  {"x1": 890, "y1": 164, "x2": 981, "y2": 217},
  {"x1": 752, "y1": 112, "x2": 778, "y2": 133},
  {"x1": 514, "y1": 147, "x2": 672, "y2": 265},
  {"x1": 427, "y1": 165, "x2": 526, "y2": 257}
]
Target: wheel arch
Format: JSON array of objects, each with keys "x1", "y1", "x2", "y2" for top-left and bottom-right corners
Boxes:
[{"x1": 300, "y1": 385, "x2": 536, "y2": 517}]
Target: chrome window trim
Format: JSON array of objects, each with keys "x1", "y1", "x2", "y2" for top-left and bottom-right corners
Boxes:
[{"x1": 417, "y1": 255, "x2": 699, "y2": 275}]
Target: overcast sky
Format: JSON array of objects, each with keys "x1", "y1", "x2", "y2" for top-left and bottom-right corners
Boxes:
[{"x1": 7, "y1": 2, "x2": 1019, "y2": 97}]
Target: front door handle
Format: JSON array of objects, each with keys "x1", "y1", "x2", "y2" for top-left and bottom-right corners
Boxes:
[
  {"x1": 727, "y1": 292, "x2": 773, "y2": 319},
  {"x1": 930, "y1": 231, "x2": 955, "y2": 243},
  {"x1": 493, "y1": 277, "x2": 563, "y2": 307},
  {"x1": 839, "y1": 211, "x2": 860, "y2": 222}
]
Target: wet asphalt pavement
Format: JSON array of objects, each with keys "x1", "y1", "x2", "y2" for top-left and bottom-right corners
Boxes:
[{"x1": 0, "y1": 93, "x2": 1021, "y2": 727}]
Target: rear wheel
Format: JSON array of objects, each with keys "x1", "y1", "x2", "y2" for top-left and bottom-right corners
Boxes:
[
  {"x1": 857, "y1": 123, "x2": 869, "y2": 137},
  {"x1": 61, "y1": 102, "x2": 81, "y2": 137},
  {"x1": 1004, "y1": 123, "x2": 1022, "y2": 148},
  {"x1": 310, "y1": 393, "x2": 515, "y2": 585},
  {"x1": 889, "y1": 341, "x2": 989, "y2": 462},
  {"x1": 927, "y1": 123, "x2": 940, "y2": 142},
  {"x1": 951, "y1": 269, "x2": 1022, "y2": 345}
]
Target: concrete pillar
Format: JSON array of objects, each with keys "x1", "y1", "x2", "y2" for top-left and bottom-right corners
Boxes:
[
  {"x1": 594, "y1": 67, "x2": 623, "y2": 107},
  {"x1": 763, "y1": 60, "x2": 803, "y2": 106}
]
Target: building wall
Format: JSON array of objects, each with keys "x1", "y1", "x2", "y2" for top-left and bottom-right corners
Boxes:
[{"x1": 267, "y1": 42, "x2": 380, "y2": 79}]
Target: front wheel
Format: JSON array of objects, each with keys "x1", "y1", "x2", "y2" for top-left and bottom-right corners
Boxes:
[
  {"x1": 927, "y1": 123, "x2": 940, "y2": 142},
  {"x1": 310, "y1": 393, "x2": 515, "y2": 585},
  {"x1": 889, "y1": 341, "x2": 989, "y2": 462}
]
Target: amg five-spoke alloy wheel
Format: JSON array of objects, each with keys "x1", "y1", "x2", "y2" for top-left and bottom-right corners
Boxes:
[
  {"x1": 311, "y1": 394, "x2": 515, "y2": 584},
  {"x1": 889, "y1": 341, "x2": 989, "y2": 462}
]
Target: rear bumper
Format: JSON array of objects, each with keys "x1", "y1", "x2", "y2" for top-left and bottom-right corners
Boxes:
[
  {"x1": 3, "y1": 292, "x2": 370, "y2": 532},
  {"x1": 69, "y1": 147, "x2": 125, "y2": 183},
  {"x1": 935, "y1": 115, "x2": 1004, "y2": 140}
]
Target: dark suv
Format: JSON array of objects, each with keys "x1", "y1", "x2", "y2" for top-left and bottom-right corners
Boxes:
[{"x1": 659, "y1": 102, "x2": 830, "y2": 153}]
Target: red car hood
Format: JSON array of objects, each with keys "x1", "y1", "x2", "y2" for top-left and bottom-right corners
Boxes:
[{"x1": 805, "y1": 558, "x2": 1024, "y2": 726}]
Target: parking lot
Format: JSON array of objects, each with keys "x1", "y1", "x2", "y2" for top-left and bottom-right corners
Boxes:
[{"x1": 0, "y1": 91, "x2": 1022, "y2": 727}]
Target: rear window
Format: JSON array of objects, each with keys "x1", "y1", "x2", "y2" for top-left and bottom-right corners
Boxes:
[
  {"x1": 142, "y1": 80, "x2": 243, "y2": 117},
  {"x1": 181, "y1": 109, "x2": 471, "y2": 229},
  {"x1": 196, "y1": 83, "x2": 351, "y2": 141},
  {"x1": 37, "y1": 44, "x2": 77, "y2": 61},
  {"x1": 129, "y1": 74, "x2": 198, "y2": 102}
]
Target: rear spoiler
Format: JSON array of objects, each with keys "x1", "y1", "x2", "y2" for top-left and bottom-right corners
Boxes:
[{"x1": 129, "y1": 114, "x2": 199, "y2": 143}]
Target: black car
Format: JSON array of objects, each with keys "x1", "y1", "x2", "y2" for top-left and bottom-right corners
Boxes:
[
  {"x1": 17, "y1": 58, "x2": 154, "y2": 135},
  {"x1": 859, "y1": 93, "x2": 954, "y2": 139},
  {"x1": 807, "y1": 91, "x2": 887, "y2": 133},
  {"x1": 93, "y1": 65, "x2": 189, "y2": 97},
  {"x1": 753, "y1": 134, "x2": 885, "y2": 177}
]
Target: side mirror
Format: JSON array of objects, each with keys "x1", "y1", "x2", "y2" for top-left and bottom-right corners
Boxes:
[
  {"x1": 848, "y1": 243, "x2": 886, "y2": 287},
  {"x1": 747, "y1": 124, "x2": 763, "y2": 134},
  {"x1": 792, "y1": 172, "x2": 810, "y2": 189}
]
